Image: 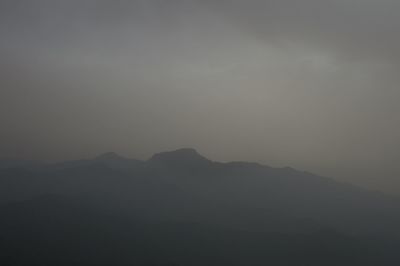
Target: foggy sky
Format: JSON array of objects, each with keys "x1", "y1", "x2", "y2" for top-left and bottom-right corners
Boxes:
[{"x1": 1, "y1": 0, "x2": 400, "y2": 193}]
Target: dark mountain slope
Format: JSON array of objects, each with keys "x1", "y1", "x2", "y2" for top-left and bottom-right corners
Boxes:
[
  {"x1": 0, "y1": 195, "x2": 398, "y2": 266},
  {"x1": 0, "y1": 148, "x2": 400, "y2": 237}
]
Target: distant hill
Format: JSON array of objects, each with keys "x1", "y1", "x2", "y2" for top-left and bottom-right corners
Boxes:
[
  {"x1": 0, "y1": 158, "x2": 41, "y2": 169},
  {"x1": 0, "y1": 148, "x2": 400, "y2": 265}
]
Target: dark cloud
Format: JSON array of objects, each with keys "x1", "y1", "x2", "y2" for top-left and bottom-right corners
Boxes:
[{"x1": 201, "y1": 0, "x2": 400, "y2": 63}]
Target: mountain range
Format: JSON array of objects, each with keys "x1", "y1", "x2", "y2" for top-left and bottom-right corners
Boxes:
[{"x1": 0, "y1": 148, "x2": 399, "y2": 265}]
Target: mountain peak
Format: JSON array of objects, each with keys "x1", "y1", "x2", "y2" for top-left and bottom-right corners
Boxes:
[
  {"x1": 148, "y1": 148, "x2": 211, "y2": 167},
  {"x1": 95, "y1": 152, "x2": 125, "y2": 161}
]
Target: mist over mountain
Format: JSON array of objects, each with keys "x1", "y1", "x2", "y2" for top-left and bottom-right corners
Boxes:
[
  {"x1": 2, "y1": 1, "x2": 400, "y2": 264},
  {"x1": 2, "y1": 0, "x2": 400, "y2": 195},
  {"x1": 1, "y1": 148, "x2": 399, "y2": 265}
]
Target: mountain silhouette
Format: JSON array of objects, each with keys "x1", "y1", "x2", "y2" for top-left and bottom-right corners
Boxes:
[
  {"x1": 148, "y1": 148, "x2": 212, "y2": 169},
  {"x1": 96, "y1": 151, "x2": 127, "y2": 161},
  {"x1": 0, "y1": 148, "x2": 400, "y2": 265}
]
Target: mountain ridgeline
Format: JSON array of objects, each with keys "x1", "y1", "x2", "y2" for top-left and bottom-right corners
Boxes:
[{"x1": 0, "y1": 148, "x2": 399, "y2": 265}]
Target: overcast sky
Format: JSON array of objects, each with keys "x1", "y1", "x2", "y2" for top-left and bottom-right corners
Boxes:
[{"x1": 1, "y1": 0, "x2": 400, "y2": 194}]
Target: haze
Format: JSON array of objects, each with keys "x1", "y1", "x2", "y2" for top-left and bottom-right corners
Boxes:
[{"x1": 1, "y1": 0, "x2": 400, "y2": 194}]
